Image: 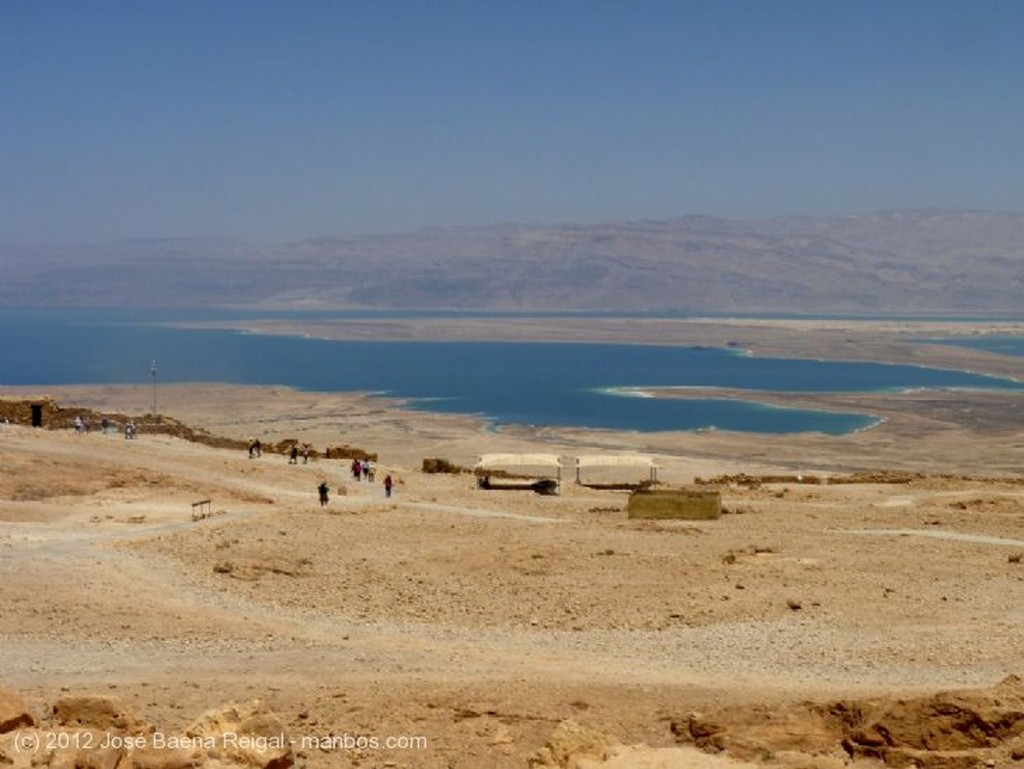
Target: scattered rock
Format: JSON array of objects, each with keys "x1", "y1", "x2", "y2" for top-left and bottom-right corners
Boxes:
[{"x1": 490, "y1": 724, "x2": 515, "y2": 746}]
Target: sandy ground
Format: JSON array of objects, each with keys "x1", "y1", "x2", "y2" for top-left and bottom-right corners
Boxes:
[{"x1": 1, "y1": 319, "x2": 1023, "y2": 768}]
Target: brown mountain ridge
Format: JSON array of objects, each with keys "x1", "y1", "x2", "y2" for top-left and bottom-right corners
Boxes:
[{"x1": 2, "y1": 209, "x2": 1021, "y2": 314}]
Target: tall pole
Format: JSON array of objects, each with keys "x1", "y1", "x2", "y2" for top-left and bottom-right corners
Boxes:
[{"x1": 150, "y1": 359, "x2": 157, "y2": 415}]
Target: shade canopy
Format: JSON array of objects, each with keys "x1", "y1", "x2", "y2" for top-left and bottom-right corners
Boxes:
[
  {"x1": 575, "y1": 455, "x2": 659, "y2": 469},
  {"x1": 475, "y1": 453, "x2": 563, "y2": 469}
]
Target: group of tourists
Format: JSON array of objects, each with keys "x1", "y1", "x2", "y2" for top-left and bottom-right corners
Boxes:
[
  {"x1": 350, "y1": 458, "x2": 375, "y2": 481},
  {"x1": 316, "y1": 473, "x2": 393, "y2": 504},
  {"x1": 288, "y1": 443, "x2": 310, "y2": 465},
  {"x1": 348, "y1": 458, "x2": 394, "y2": 496},
  {"x1": 315, "y1": 460, "x2": 392, "y2": 506},
  {"x1": 241, "y1": 437, "x2": 394, "y2": 506},
  {"x1": 74, "y1": 414, "x2": 135, "y2": 439}
]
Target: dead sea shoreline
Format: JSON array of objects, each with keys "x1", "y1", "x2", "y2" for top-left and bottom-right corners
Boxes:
[
  {"x1": 168, "y1": 315, "x2": 1023, "y2": 455},
  {"x1": 175, "y1": 314, "x2": 1024, "y2": 380},
  {"x1": 3, "y1": 316, "x2": 1021, "y2": 477}
]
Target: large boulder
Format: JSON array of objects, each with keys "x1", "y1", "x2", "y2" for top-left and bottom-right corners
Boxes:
[
  {"x1": 53, "y1": 694, "x2": 150, "y2": 735},
  {"x1": 44, "y1": 742, "x2": 129, "y2": 769},
  {"x1": 0, "y1": 687, "x2": 35, "y2": 732},
  {"x1": 529, "y1": 720, "x2": 619, "y2": 767},
  {"x1": 530, "y1": 720, "x2": 767, "y2": 769},
  {"x1": 183, "y1": 700, "x2": 292, "y2": 769},
  {"x1": 841, "y1": 674, "x2": 1024, "y2": 768},
  {"x1": 674, "y1": 701, "x2": 858, "y2": 758},
  {"x1": 845, "y1": 675, "x2": 1024, "y2": 755},
  {"x1": 673, "y1": 675, "x2": 1024, "y2": 769},
  {"x1": 31, "y1": 695, "x2": 148, "y2": 769}
]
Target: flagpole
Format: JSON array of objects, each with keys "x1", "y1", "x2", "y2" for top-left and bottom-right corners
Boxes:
[{"x1": 150, "y1": 360, "x2": 157, "y2": 415}]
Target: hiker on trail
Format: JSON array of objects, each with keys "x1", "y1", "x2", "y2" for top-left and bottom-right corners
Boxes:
[
  {"x1": 361, "y1": 460, "x2": 370, "y2": 481},
  {"x1": 254, "y1": 439, "x2": 261, "y2": 457},
  {"x1": 318, "y1": 481, "x2": 329, "y2": 506},
  {"x1": 383, "y1": 474, "x2": 393, "y2": 498},
  {"x1": 302, "y1": 444, "x2": 310, "y2": 464},
  {"x1": 248, "y1": 439, "x2": 256, "y2": 458},
  {"x1": 365, "y1": 460, "x2": 375, "y2": 482},
  {"x1": 351, "y1": 458, "x2": 361, "y2": 481},
  {"x1": 289, "y1": 445, "x2": 298, "y2": 464}
]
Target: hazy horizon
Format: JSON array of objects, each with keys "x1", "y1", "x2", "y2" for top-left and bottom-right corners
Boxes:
[
  {"x1": 5, "y1": 206, "x2": 1024, "y2": 249},
  {"x1": 3, "y1": 1, "x2": 1022, "y2": 244}
]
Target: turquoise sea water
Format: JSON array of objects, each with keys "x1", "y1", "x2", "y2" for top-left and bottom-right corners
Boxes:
[{"x1": 2, "y1": 308, "x2": 1021, "y2": 435}]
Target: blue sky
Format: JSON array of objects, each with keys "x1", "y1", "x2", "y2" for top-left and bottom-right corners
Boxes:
[{"x1": 2, "y1": 1, "x2": 1022, "y2": 243}]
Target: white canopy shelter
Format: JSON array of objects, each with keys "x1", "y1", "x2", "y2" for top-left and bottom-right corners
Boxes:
[
  {"x1": 475, "y1": 453, "x2": 563, "y2": 478},
  {"x1": 574, "y1": 454, "x2": 659, "y2": 483}
]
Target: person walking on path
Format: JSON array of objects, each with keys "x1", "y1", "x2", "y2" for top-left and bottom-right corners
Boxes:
[
  {"x1": 302, "y1": 444, "x2": 310, "y2": 464},
  {"x1": 383, "y1": 474, "x2": 393, "y2": 498},
  {"x1": 289, "y1": 445, "x2": 298, "y2": 464},
  {"x1": 317, "y1": 481, "x2": 329, "y2": 506}
]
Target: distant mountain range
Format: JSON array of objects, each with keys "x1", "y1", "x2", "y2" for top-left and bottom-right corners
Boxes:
[{"x1": 3, "y1": 209, "x2": 1022, "y2": 315}]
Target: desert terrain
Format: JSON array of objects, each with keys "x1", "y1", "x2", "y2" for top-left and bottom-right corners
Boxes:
[{"x1": 1, "y1": 319, "x2": 1023, "y2": 769}]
